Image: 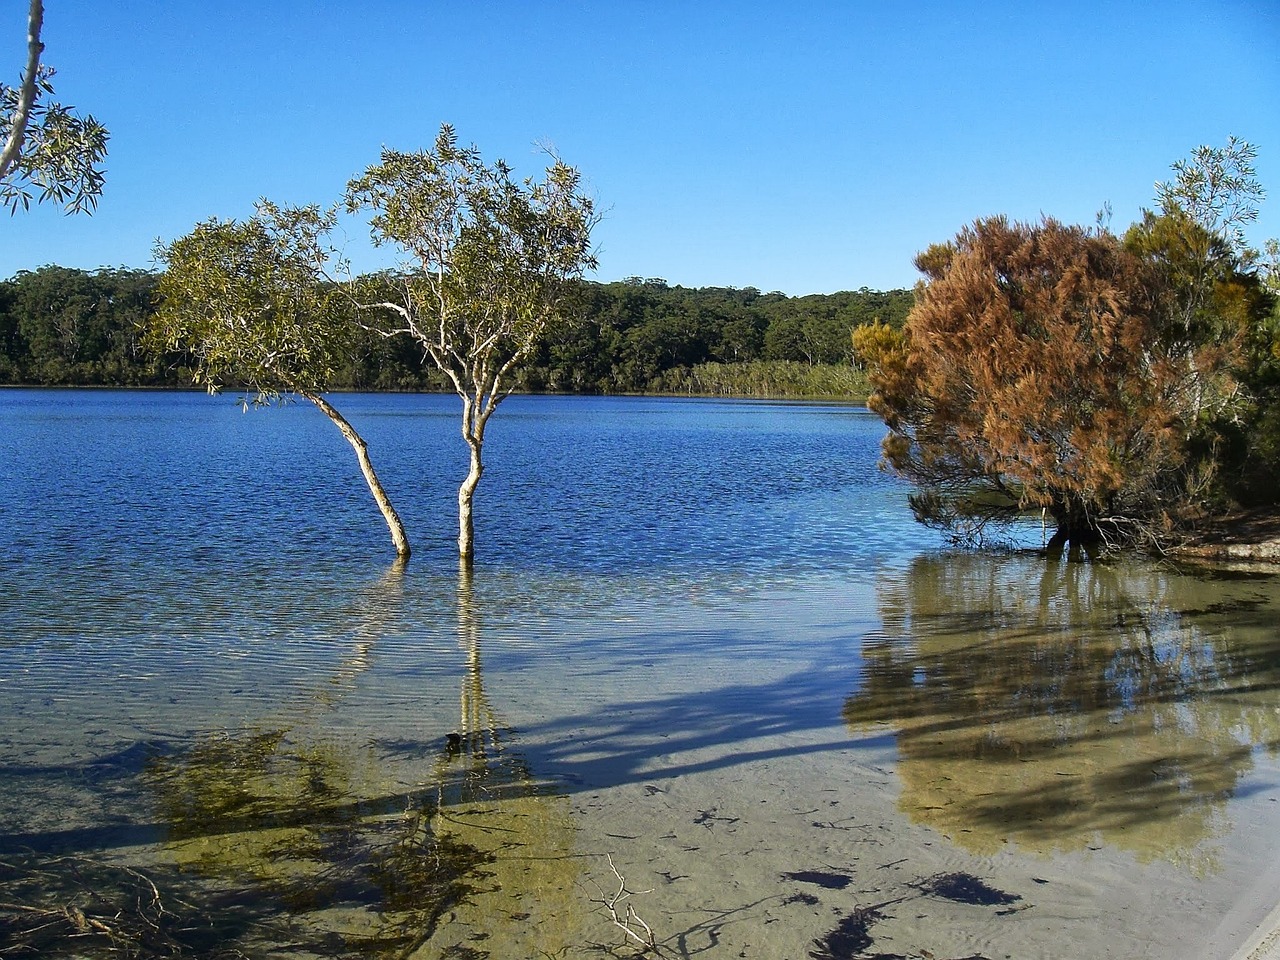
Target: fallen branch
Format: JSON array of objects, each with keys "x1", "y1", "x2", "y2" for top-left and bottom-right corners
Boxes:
[{"x1": 591, "y1": 853, "x2": 658, "y2": 953}]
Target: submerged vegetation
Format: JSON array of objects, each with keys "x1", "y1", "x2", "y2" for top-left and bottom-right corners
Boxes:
[
  {"x1": 0, "y1": 569, "x2": 591, "y2": 959},
  {"x1": 0, "y1": 730, "x2": 561, "y2": 959}
]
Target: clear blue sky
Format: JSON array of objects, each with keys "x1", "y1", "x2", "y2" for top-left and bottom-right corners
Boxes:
[{"x1": 4, "y1": 0, "x2": 1278, "y2": 295}]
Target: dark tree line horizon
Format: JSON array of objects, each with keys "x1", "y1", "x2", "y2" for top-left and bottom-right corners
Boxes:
[{"x1": 0, "y1": 265, "x2": 912, "y2": 396}]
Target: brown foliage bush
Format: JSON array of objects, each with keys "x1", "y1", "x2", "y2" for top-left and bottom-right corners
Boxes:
[{"x1": 856, "y1": 216, "x2": 1245, "y2": 550}]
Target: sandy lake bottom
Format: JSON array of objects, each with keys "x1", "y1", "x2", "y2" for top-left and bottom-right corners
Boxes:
[{"x1": 3, "y1": 557, "x2": 1279, "y2": 960}]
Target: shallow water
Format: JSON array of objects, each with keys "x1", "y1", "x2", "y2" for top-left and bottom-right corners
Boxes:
[{"x1": 1, "y1": 388, "x2": 1278, "y2": 959}]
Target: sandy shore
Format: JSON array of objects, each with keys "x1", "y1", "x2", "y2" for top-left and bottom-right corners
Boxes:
[
  {"x1": 1231, "y1": 910, "x2": 1280, "y2": 960},
  {"x1": 486, "y1": 693, "x2": 1280, "y2": 960},
  {"x1": 1219, "y1": 852, "x2": 1280, "y2": 960},
  {"x1": 534, "y1": 737, "x2": 1279, "y2": 960}
]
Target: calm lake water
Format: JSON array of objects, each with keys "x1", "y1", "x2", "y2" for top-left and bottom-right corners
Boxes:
[{"x1": 1, "y1": 388, "x2": 1278, "y2": 959}]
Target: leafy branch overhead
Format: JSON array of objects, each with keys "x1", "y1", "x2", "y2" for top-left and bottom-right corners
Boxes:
[{"x1": 0, "y1": 0, "x2": 108, "y2": 216}]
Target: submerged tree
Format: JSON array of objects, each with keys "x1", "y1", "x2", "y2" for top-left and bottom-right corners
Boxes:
[
  {"x1": 148, "y1": 202, "x2": 411, "y2": 558},
  {"x1": 856, "y1": 216, "x2": 1203, "y2": 552},
  {"x1": 346, "y1": 124, "x2": 597, "y2": 563},
  {"x1": 1, "y1": 0, "x2": 108, "y2": 215}
]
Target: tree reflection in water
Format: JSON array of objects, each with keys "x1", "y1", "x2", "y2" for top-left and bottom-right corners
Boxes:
[
  {"x1": 843, "y1": 553, "x2": 1280, "y2": 864},
  {"x1": 139, "y1": 561, "x2": 582, "y2": 959}
]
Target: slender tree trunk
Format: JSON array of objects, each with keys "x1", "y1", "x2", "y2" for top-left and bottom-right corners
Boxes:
[
  {"x1": 458, "y1": 438, "x2": 483, "y2": 564},
  {"x1": 0, "y1": 1, "x2": 44, "y2": 183},
  {"x1": 304, "y1": 391, "x2": 411, "y2": 559}
]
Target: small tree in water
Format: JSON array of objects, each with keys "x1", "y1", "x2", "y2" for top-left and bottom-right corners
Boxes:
[
  {"x1": 346, "y1": 125, "x2": 597, "y2": 563},
  {"x1": 853, "y1": 141, "x2": 1277, "y2": 555},
  {"x1": 148, "y1": 201, "x2": 411, "y2": 559},
  {"x1": 856, "y1": 216, "x2": 1186, "y2": 553}
]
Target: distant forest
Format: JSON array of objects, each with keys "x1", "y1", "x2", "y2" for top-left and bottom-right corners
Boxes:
[{"x1": 0, "y1": 266, "x2": 913, "y2": 398}]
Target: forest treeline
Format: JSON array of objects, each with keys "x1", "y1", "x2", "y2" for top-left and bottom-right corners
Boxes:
[{"x1": 0, "y1": 266, "x2": 911, "y2": 397}]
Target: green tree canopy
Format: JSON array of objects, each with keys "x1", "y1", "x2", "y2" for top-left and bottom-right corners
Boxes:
[
  {"x1": 149, "y1": 203, "x2": 349, "y2": 399},
  {"x1": 1, "y1": 265, "x2": 156, "y2": 383}
]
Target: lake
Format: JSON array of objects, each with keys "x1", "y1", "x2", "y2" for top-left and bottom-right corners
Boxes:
[{"x1": 1, "y1": 388, "x2": 1278, "y2": 959}]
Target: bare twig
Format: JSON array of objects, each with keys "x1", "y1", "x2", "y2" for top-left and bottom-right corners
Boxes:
[{"x1": 591, "y1": 854, "x2": 658, "y2": 952}]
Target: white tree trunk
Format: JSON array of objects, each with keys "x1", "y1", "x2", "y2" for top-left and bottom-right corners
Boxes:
[
  {"x1": 305, "y1": 392, "x2": 411, "y2": 559},
  {"x1": 0, "y1": 1, "x2": 44, "y2": 183},
  {"x1": 458, "y1": 438, "x2": 483, "y2": 563}
]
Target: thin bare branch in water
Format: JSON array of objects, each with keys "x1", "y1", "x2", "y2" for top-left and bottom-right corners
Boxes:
[{"x1": 590, "y1": 853, "x2": 659, "y2": 953}]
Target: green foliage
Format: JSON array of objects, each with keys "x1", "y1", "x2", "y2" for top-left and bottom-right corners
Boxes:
[
  {"x1": 345, "y1": 124, "x2": 599, "y2": 400},
  {"x1": 526, "y1": 281, "x2": 912, "y2": 394},
  {"x1": 1155, "y1": 135, "x2": 1264, "y2": 262},
  {"x1": 0, "y1": 265, "x2": 159, "y2": 384},
  {"x1": 1142, "y1": 137, "x2": 1280, "y2": 507},
  {"x1": 1, "y1": 1, "x2": 108, "y2": 215},
  {"x1": 0, "y1": 270, "x2": 913, "y2": 397},
  {"x1": 147, "y1": 202, "x2": 353, "y2": 402},
  {"x1": 346, "y1": 124, "x2": 601, "y2": 560},
  {"x1": 851, "y1": 318, "x2": 907, "y2": 372},
  {"x1": 760, "y1": 288, "x2": 914, "y2": 364},
  {"x1": 658, "y1": 360, "x2": 870, "y2": 399},
  {"x1": 0, "y1": 67, "x2": 108, "y2": 214},
  {"x1": 1124, "y1": 208, "x2": 1235, "y2": 342},
  {"x1": 1261, "y1": 239, "x2": 1280, "y2": 297}
]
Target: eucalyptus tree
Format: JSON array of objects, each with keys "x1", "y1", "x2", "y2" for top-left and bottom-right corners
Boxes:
[
  {"x1": 148, "y1": 201, "x2": 410, "y2": 558},
  {"x1": 1132, "y1": 137, "x2": 1277, "y2": 502},
  {"x1": 1, "y1": 0, "x2": 108, "y2": 215},
  {"x1": 1155, "y1": 136, "x2": 1265, "y2": 261},
  {"x1": 1134, "y1": 137, "x2": 1268, "y2": 349},
  {"x1": 346, "y1": 125, "x2": 597, "y2": 563}
]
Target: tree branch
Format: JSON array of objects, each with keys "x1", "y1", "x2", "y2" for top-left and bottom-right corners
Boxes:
[{"x1": 0, "y1": 0, "x2": 45, "y2": 182}]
